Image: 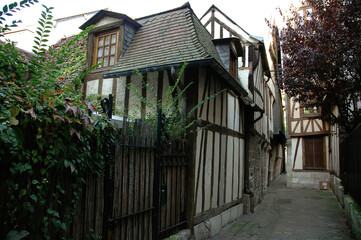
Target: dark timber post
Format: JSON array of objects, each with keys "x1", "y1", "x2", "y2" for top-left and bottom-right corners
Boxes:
[
  {"x1": 153, "y1": 108, "x2": 162, "y2": 239},
  {"x1": 101, "y1": 94, "x2": 113, "y2": 240},
  {"x1": 184, "y1": 66, "x2": 199, "y2": 234}
]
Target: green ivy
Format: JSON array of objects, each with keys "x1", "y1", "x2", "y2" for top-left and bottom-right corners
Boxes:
[{"x1": 0, "y1": 3, "x2": 115, "y2": 240}]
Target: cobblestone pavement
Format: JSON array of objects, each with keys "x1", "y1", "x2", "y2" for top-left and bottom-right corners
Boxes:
[{"x1": 211, "y1": 174, "x2": 354, "y2": 240}]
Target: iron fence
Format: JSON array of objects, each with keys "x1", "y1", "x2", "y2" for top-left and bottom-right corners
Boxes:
[{"x1": 340, "y1": 125, "x2": 361, "y2": 206}]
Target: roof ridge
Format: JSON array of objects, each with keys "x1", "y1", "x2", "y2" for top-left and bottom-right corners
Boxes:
[
  {"x1": 187, "y1": 10, "x2": 211, "y2": 58},
  {"x1": 135, "y1": 2, "x2": 190, "y2": 21}
]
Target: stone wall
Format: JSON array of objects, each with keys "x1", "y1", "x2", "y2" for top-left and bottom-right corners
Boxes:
[
  {"x1": 269, "y1": 143, "x2": 283, "y2": 182},
  {"x1": 246, "y1": 132, "x2": 270, "y2": 210},
  {"x1": 330, "y1": 174, "x2": 361, "y2": 239},
  {"x1": 192, "y1": 203, "x2": 244, "y2": 240},
  {"x1": 287, "y1": 171, "x2": 330, "y2": 189}
]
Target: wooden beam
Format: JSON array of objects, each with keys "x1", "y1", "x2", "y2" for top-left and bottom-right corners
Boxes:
[
  {"x1": 203, "y1": 17, "x2": 212, "y2": 28},
  {"x1": 184, "y1": 66, "x2": 199, "y2": 232},
  {"x1": 211, "y1": 9, "x2": 215, "y2": 38},
  {"x1": 206, "y1": 72, "x2": 211, "y2": 122},
  {"x1": 292, "y1": 120, "x2": 300, "y2": 134},
  {"x1": 289, "y1": 131, "x2": 329, "y2": 137},
  {"x1": 198, "y1": 71, "x2": 210, "y2": 119},
  {"x1": 157, "y1": 71, "x2": 164, "y2": 104},
  {"x1": 293, "y1": 137, "x2": 300, "y2": 170},
  {"x1": 314, "y1": 119, "x2": 323, "y2": 131},
  {"x1": 224, "y1": 92, "x2": 228, "y2": 204},
  {"x1": 213, "y1": 17, "x2": 242, "y2": 40},
  {"x1": 124, "y1": 75, "x2": 131, "y2": 117},
  {"x1": 202, "y1": 130, "x2": 208, "y2": 212},
  {"x1": 304, "y1": 119, "x2": 311, "y2": 133},
  {"x1": 112, "y1": 77, "x2": 117, "y2": 111},
  {"x1": 198, "y1": 120, "x2": 245, "y2": 139},
  {"x1": 167, "y1": 69, "x2": 178, "y2": 103},
  {"x1": 218, "y1": 87, "x2": 224, "y2": 207}
]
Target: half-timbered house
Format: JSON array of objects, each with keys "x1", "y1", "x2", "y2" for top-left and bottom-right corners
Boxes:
[
  {"x1": 80, "y1": 3, "x2": 252, "y2": 239},
  {"x1": 269, "y1": 2, "x2": 332, "y2": 189},
  {"x1": 200, "y1": 5, "x2": 286, "y2": 212},
  {"x1": 285, "y1": 93, "x2": 330, "y2": 188}
]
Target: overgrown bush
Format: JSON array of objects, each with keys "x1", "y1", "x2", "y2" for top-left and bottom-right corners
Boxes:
[{"x1": 0, "y1": 3, "x2": 115, "y2": 239}]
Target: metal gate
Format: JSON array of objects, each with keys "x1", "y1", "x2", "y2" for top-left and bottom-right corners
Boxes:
[{"x1": 103, "y1": 106, "x2": 189, "y2": 239}]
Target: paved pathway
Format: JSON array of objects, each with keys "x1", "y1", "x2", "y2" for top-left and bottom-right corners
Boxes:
[{"x1": 211, "y1": 174, "x2": 354, "y2": 240}]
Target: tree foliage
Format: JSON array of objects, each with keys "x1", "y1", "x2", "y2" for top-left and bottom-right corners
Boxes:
[
  {"x1": 0, "y1": 3, "x2": 114, "y2": 239},
  {"x1": 0, "y1": 0, "x2": 39, "y2": 35},
  {"x1": 279, "y1": 0, "x2": 361, "y2": 133}
]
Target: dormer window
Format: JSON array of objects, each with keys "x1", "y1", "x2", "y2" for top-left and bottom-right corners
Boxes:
[
  {"x1": 94, "y1": 29, "x2": 119, "y2": 68},
  {"x1": 230, "y1": 50, "x2": 237, "y2": 79},
  {"x1": 212, "y1": 37, "x2": 243, "y2": 79}
]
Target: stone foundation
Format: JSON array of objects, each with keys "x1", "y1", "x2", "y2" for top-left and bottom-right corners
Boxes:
[
  {"x1": 330, "y1": 174, "x2": 361, "y2": 239},
  {"x1": 287, "y1": 171, "x2": 330, "y2": 189},
  {"x1": 192, "y1": 203, "x2": 244, "y2": 240}
]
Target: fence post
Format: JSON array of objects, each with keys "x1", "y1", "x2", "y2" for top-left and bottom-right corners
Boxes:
[
  {"x1": 153, "y1": 108, "x2": 163, "y2": 239},
  {"x1": 101, "y1": 94, "x2": 113, "y2": 119},
  {"x1": 101, "y1": 94, "x2": 113, "y2": 240}
]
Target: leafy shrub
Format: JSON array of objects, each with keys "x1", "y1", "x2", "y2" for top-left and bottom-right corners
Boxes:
[{"x1": 0, "y1": 3, "x2": 115, "y2": 239}]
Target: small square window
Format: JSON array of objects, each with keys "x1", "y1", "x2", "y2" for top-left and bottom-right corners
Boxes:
[{"x1": 303, "y1": 105, "x2": 320, "y2": 117}]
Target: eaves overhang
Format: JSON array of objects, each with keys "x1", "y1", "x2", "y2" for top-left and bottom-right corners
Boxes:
[
  {"x1": 103, "y1": 57, "x2": 248, "y2": 99},
  {"x1": 79, "y1": 10, "x2": 141, "y2": 30}
]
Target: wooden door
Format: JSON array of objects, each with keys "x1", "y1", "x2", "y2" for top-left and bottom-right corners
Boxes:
[{"x1": 304, "y1": 136, "x2": 326, "y2": 170}]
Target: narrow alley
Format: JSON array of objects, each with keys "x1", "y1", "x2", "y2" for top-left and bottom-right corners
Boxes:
[{"x1": 211, "y1": 174, "x2": 354, "y2": 240}]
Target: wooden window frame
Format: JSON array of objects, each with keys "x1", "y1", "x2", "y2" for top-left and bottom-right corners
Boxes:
[
  {"x1": 93, "y1": 29, "x2": 119, "y2": 68},
  {"x1": 303, "y1": 136, "x2": 326, "y2": 170},
  {"x1": 229, "y1": 50, "x2": 237, "y2": 80}
]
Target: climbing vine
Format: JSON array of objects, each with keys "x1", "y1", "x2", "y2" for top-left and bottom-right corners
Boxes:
[{"x1": 0, "y1": 3, "x2": 115, "y2": 240}]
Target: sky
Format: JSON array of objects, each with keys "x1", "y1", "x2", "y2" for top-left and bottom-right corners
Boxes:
[{"x1": 2, "y1": 0, "x2": 291, "y2": 38}]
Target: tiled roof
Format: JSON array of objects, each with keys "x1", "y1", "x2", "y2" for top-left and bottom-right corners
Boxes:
[{"x1": 107, "y1": 4, "x2": 223, "y2": 75}]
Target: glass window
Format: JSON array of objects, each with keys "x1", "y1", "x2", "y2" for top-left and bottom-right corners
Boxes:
[
  {"x1": 303, "y1": 105, "x2": 320, "y2": 117},
  {"x1": 94, "y1": 30, "x2": 118, "y2": 68}
]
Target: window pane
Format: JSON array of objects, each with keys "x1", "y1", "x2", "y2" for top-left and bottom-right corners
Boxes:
[
  {"x1": 97, "y1": 58, "x2": 102, "y2": 67},
  {"x1": 103, "y1": 57, "x2": 108, "y2": 67},
  {"x1": 304, "y1": 107, "x2": 310, "y2": 115},
  {"x1": 94, "y1": 31, "x2": 118, "y2": 68},
  {"x1": 98, "y1": 37, "x2": 103, "y2": 47},
  {"x1": 97, "y1": 48, "x2": 103, "y2": 58},
  {"x1": 105, "y1": 36, "x2": 110, "y2": 45},
  {"x1": 110, "y1": 45, "x2": 116, "y2": 55},
  {"x1": 104, "y1": 46, "x2": 109, "y2": 56},
  {"x1": 109, "y1": 56, "x2": 115, "y2": 66},
  {"x1": 111, "y1": 34, "x2": 117, "y2": 44}
]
